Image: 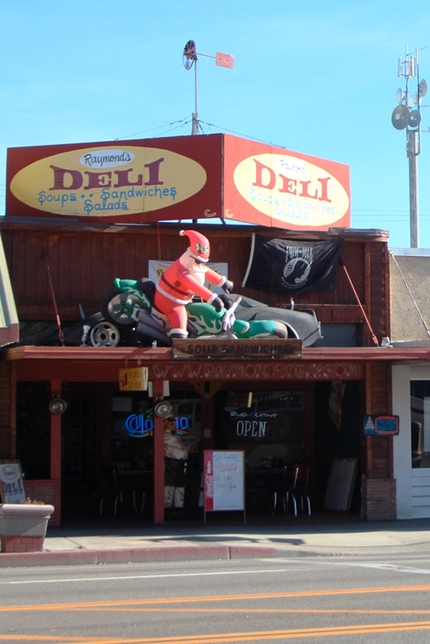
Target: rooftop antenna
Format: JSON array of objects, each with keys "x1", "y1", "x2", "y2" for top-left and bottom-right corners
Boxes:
[
  {"x1": 182, "y1": 39, "x2": 234, "y2": 135},
  {"x1": 391, "y1": 44, "x2": 428, "y2": 248}
]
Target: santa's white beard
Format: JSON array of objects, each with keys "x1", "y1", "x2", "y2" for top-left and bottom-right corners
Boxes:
[{"x1": 179, "y1": 251, "x2": 207, "y2": 285}]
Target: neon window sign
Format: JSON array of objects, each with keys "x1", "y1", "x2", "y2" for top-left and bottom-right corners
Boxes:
[{"x1": 124, "y1": 411, "x2": 189, "y2": 438}]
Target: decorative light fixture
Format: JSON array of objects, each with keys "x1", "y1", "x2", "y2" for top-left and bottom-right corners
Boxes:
[
  {"x1": 154, "y1": 401, "x2": 173, "y2": 418},
  {"x1": 49, "y1": 396, "x2": 68, "y2": 415}
]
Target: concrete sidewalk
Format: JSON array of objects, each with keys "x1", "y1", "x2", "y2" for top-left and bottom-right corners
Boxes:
[{"x1": 2, "y1": 518, "x2": 430, "y2": 567}]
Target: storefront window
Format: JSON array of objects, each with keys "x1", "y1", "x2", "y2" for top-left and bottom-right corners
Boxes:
[
  {"x1": 215, "y1": 389, "x2": 305, "y2": 467},
  {"x1": 411, "y1": 381, "x2": 430, "y2": 468},
  {"x1": 111, "y1": 393, "x2": 202, "y2": 469},
  {"x1": 108, "y1": 392, "x2": 202, "y2": 514},
  {"x1": 16, "y1": 382, "x2": 51, "y2": 479}
]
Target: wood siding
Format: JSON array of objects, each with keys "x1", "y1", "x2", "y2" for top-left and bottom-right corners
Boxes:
[{"x1": 0, "y1": 221, "x2": 389, "y2": 341}]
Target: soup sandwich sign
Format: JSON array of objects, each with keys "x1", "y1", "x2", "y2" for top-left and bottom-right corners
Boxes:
[{"x1": 6, "y1": 134, "x2": 350, "y2": 231}]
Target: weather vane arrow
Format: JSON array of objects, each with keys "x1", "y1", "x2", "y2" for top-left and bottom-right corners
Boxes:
[{"x1": 182, "y1": 39, "x2": 234, "y2": 134}]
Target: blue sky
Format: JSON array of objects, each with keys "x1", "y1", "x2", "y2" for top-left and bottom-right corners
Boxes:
[{"x1": 1, "y1": 0, "x2": 430, "y2": 248}]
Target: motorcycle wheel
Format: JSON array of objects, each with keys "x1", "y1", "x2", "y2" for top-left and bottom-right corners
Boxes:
[
  {"x1": 89, "y1": 321, "x2": 120, "y2": 347},
  {"x1": 100, "y1": 282, "x2": 140, "y2": 327}
]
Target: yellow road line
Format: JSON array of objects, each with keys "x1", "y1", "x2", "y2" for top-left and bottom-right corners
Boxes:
[
  {"x1": 3, "y1": 620, "x2": 430, "y2": 642},
  {"x1": 1, "y1": 583, "x2": 430, "y2": 613},
  {"x1": 71, "y1": 607, "x2": 430, "y2": 614}
]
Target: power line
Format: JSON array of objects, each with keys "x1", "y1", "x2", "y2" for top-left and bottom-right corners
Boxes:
[
  {"x1": 118, "y1": 117, "x2": 190, "y2": 140},
  {"x1": 353, "y1": 209, "x2": 430, "y2": 213}
]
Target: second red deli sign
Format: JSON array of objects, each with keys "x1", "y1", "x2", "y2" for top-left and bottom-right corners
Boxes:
[{"x1": 6, "y1": 134, "x2": 350, "y2": 230}]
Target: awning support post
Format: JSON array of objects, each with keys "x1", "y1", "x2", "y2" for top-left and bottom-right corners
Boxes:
[{"x1": 153, "y1": 379, "x2": 165, "y2": 524}]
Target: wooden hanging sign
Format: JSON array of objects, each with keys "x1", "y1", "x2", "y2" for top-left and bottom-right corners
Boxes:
[{"x1": 172, "y1": 338, "x2": 302, "y2": 360}]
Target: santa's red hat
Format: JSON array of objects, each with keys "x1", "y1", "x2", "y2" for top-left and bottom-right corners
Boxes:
[{"x1": 180, "y1": 229, "x2": 210, "y2": 262}]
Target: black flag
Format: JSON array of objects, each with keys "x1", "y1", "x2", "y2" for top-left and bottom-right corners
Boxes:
[{"x1": 242, "y1": 234, "x2": 343, "y2": 293}]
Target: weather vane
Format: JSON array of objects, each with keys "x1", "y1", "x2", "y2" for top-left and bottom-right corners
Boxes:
[
  {"x1": 182, "y1": 39, "x2": 234, "y2": 135},
  {"x1": 391, "y1": 44, "x2": 428, "y2": 248}
]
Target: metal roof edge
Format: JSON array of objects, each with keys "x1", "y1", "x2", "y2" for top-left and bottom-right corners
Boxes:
[{"x1": 3, "y1": 345, "x2": 430, "y2": 363}]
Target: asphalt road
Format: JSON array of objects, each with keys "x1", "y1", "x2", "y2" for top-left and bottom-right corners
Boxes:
[{"x1": 2, "y1": 551, "x2": 430, "y2": 642}]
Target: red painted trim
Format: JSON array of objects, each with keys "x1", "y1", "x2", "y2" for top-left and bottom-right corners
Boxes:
[
  {"x1": 153, "y1": 380, "x2": 165, "y2": 525},
  {"x1": 50, "y1": 380, "x2": 62, "y2": 526},
  {"x1": 4, "y1": 345, "x2": 430, "y2": 363}
]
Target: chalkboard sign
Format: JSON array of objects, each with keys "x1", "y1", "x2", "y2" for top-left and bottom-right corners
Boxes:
[
  {"x1": 324, "y1": 458, "x2": 358, "y2": 513},
  {"x1": 203, "y1": 451, "x2": 245, "y2": 523},
  {"x1": 0, "y1": 461, "x2": 26, "y2": 504}
]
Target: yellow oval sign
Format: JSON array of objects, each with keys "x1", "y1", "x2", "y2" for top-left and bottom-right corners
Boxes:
[
  {"x1": 233, "y1": 153, "x2": 349, "y2": 227},
  {"x1": 10, "y1": 146, "x2": 207, "y2": 218}
]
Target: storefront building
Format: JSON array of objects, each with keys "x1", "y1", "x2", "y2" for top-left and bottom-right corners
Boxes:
[
  {"x1": 393, "y1": 364, "x2": 430, "y2": 518},
  {"x1": 0, "y1": 134, "x2": 404, "y2": 525},
  {"x1": 390, "y1": 250, "x2": 430, "y2": 518}
]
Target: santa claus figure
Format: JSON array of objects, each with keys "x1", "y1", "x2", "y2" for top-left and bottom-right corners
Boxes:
[{"x1": 154, "y1": 229, "x2": 233, "y2": 339}]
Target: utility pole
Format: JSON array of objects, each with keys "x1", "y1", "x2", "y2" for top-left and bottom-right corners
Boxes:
[{"x1": 391, "y1": 45, "x2": 427, "y2": 247}]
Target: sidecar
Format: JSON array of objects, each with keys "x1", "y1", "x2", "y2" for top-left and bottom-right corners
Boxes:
[{"x1": 233, "y1": 294, "x2": 321, "y2": 348}]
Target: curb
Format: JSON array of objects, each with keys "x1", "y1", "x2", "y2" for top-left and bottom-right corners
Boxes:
[{"x1": 0, "y1": 545, "x2": 278, "y2": 567}]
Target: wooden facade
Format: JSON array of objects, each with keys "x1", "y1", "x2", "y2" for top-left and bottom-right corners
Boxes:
[
  {"x1": 0, "y1": 218, "x2": 399, "y2": 524},
  {"x1": 0, "y1": 219, "x2": 388, "y2": 330}
]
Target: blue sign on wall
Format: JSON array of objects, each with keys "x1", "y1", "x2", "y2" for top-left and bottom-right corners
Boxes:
[{"x1": 363, "y1": 415, "x2": 399, "y2": 436}]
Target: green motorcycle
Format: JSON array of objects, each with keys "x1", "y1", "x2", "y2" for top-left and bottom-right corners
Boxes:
[{"x1": 100, "y1": 278, "x2": 290, "y2": 346}]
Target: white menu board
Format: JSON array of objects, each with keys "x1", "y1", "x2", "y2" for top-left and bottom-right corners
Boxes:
[{"x1": 203, "y1": 451, "x2": 245, "y2": 516}]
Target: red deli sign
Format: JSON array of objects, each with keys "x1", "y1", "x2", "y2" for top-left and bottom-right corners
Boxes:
[{"x1": 6, "y1": 134, "x2": 350, "y2": 231}]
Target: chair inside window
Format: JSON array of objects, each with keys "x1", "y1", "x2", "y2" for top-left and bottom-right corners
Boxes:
[
  {"x1": 99, "y1": 465, "x2": 123, "y2": 515},
  {"x1": 272, "y1": 465, "x2": 298, "y2": 516},
  {"x1": 291, "y1": 463, "x2": 311, "y2": 515}
]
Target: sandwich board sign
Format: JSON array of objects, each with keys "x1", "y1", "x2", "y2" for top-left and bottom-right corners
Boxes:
[
  {"x1": 0, "y1": 461, "x2": 26, "y2": 503},
  {"x1": 203, "y1": 450, "x2": 245, "y2": 524}
]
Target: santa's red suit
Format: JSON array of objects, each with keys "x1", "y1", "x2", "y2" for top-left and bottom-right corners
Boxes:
[{"x1": 154, "y1": 230, "x2": 232, "y2": 338}]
